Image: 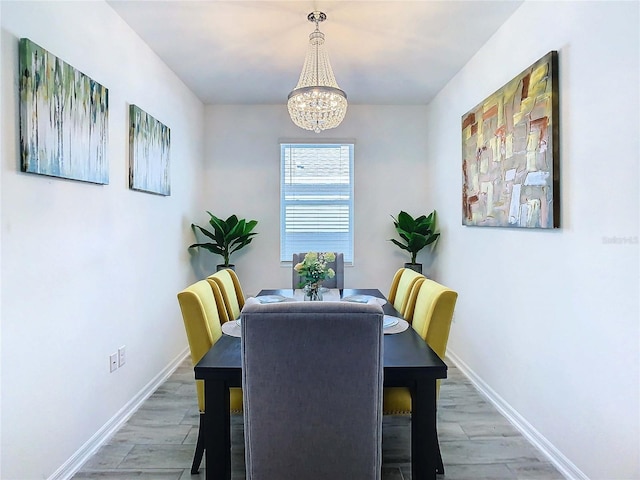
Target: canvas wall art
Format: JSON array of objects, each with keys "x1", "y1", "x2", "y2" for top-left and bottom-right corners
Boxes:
[
  {"x1": 129, "y1": 105, "x2": 170, "y2": 196},
  {"x1": 18, "y1": 38, "x2": 109, "y2": 184},
  {"x1": 462, "y1": 51, "x2": 559, "y2": 228}
]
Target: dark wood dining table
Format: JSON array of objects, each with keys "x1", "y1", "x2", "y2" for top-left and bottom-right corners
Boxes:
[{"x1": 194, "y1": 288, "x2": 447, "y2": 480}]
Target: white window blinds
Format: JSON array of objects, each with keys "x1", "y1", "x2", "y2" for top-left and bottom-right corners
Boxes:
[{"x1": 280, "y1": 143, "x2": 354, "y2": 263}]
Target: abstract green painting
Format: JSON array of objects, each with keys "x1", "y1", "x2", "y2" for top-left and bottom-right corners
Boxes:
[
  {"x1": 129, "y1": 105, "x2": 170, "y2": 196},
  {"x1": 18, "y1": 38, "x2": 109, "y2": 184}
]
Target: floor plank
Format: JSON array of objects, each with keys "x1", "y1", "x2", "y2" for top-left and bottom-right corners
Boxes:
[{"x1": 72, "y1": 359, "x2": 564, "y2": 479}]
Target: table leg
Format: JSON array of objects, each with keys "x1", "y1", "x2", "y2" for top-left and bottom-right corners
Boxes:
[
  {"x1": 436, "y1": 432, "x2": 444, "y2": 474},
  {"x1": 204, "y1": 379, "x2": 231, "y2": 480},
  {"x1": 411, "y1": 379, "x2": 438, "y2": 480}
]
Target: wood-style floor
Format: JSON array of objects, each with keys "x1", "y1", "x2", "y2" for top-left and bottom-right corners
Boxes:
[{"x1": 71, "y1": 358, "x2": 564, "y2": 479}]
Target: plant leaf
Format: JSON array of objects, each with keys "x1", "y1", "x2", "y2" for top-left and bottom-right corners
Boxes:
[
  {"x1": 396, "y1": 211, "x2": 415, "y2": 233},
  {"x1": 389, "y1": 238, "x2": 411, "y2": 252}
]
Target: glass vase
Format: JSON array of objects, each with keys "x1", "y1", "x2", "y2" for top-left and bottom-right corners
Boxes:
[{"x1": 303, "y1": 283, "x2": 323, "y2": 301}]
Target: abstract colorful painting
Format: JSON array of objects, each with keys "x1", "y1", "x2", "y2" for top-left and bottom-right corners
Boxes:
[
  {"x1": 462, "y1": 51, "x2": 559, "y2": 228},
  {"x1": 129, "y1": 105, "x2": 170, "y2": 196},
  {"x1": 19, "y1": 38, "x2": 109, "y2": 184}
]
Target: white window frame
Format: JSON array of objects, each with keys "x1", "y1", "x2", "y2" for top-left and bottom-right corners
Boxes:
[{"x1": 280, "y1": 142, "x2": 354, "y2": 263}]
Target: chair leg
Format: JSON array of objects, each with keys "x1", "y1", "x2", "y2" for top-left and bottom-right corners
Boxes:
[{"x1": 191, "y1": 413, "x2": 206, "y2": 474}]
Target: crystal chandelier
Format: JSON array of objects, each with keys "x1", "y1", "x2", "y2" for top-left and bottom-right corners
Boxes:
[{"x1": 287, "y1": 11, "x2": 347, "y2": 133}]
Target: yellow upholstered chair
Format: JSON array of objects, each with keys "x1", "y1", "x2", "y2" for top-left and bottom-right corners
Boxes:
[
  {"x1": 387, "y1": 268, "x2": 425, "y2": 319},
  {"x1": 384, "y1": 278, "x2": 458, "y2": 411},
  {"x1": 383, "y1": 278, "x2": 458, "y2": 474},
  {"x1": 399, "y1": 276, "x2": 426, "y2": 324},
  {"x1": 207, "y1": 268, "x2": 245, "y2": 323},
  {"x1": 177, "y1": 279, "x2": 243, "y2": 474}
]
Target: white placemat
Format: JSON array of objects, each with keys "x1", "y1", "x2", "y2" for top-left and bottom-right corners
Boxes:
[
  {"x1": 384, "y1": 317, "x2": 410, "y2": 335},
  {"x1": 253, "y1": 294, "x2": 297, "y2": 304},
  {"x1": 221, "y1": 320, "x2": 241, "y2": 337},
  {"x1": 342, "y1": 294, "x2": 387, "y2": 307},
  {"x1": 221, "y1": 316, "x2": 409, "y2": 337}
]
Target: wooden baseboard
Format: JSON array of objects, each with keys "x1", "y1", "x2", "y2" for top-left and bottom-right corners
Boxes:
[
  {"x1": 48, "y1": 347, "x2": 190, "y2": 480},
  {"x1": 446, "y1": 350, "x2": 588, "y2": 480}
]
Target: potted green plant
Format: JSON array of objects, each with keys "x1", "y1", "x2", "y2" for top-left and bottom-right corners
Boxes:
[
  {"x1": 389, "y1": 210, "x2": 440, "y2": 274},
  {"x1": 189, "y1": 212, "x2": 258, "y2": 270}
]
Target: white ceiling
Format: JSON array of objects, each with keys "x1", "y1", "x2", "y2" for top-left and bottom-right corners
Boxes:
[{"x1": 107, "y1": 0, "x2": 523, "y2": 105}]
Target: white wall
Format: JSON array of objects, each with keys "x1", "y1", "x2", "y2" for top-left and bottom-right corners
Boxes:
[
  {"x1": 426, "y1": 1, "x2": 639, "y2": 479},
  {"x1": 200, "y1": 104, "x2": 433, "y2": 295},
  {"x1": 2, "y1": 1, "x2": 637, "y2": 479},
  {"x1": 0, "y1": 2, "x2": 204, "y2": 478}
]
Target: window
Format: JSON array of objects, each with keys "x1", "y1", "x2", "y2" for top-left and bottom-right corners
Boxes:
[{"x1": 280, "y1": 143, "x2": 354, "y2": 263}]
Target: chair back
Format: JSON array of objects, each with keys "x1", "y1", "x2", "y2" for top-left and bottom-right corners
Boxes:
[
  {"x1": 383, "y1": 278, "x2": 457, "y2": 414},
  {"x1": 177, "y1": 280, "x2": 225, "y2": 412},
  {"x1": 208, "y1": 268, "x2": 245, "y2": 322},
  {"x1": 411, "y1": 279, "x2": 458, "y2": 358},
  {"x1": 387, "y1": 268, "x2": 425, "y2": 318},
  {"x1": 292, "y1": 252, "x2": 345, "y2": 289},
  {"x1": 177, "y1": 279, "x2": 243, "y2": 413},
  {"x1": 241, "y1": 300, "x2": 383, "y2": 480}
]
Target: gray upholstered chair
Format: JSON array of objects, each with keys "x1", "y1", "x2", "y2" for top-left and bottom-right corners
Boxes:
[
  {"x1": 292, "y1": 252, "x2": 345, "y2": 289},
  {"x1": 241, "y1": 299, "x2": 384, "y2": 480}
]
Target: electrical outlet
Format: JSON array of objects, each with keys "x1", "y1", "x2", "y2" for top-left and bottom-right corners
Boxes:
[
  {"x1": 118, "y1": 345, "x2": 126, "y2": 367},
  {"x1": 110, "y1": 353, "x2": 118, "y2": 372}
]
